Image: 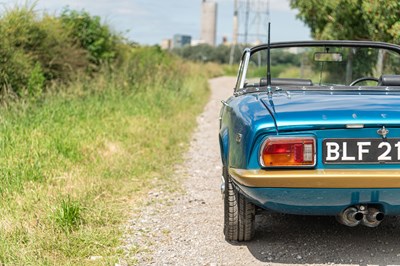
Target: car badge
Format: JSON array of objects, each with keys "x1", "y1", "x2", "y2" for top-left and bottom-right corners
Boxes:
[
  {"x1": 377, "y1": 126, "x2": 389, "y2": 138},
  {"x1": 235, "y1": 133, "x2": 242, "y2": 143}
]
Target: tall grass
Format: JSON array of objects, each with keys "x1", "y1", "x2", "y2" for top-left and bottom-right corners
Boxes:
[
  {"x1": 0, "y1": 44, "x2": 220, "y2": 264},
  {"x1": 0, "y1": 4, "x2": 223, "y2": 264}
]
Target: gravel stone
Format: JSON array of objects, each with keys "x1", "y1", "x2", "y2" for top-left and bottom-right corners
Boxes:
[{"x1": 120, "y1": 77, "x2": 400, "y2": 266}]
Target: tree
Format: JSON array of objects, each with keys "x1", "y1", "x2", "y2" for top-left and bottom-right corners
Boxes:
[
  {"x1": 290, "y1": 0, "x2": 400, "y2": 43},
  {"x1": 172, "y1": 44, "x2": 240, "y2": 64}
]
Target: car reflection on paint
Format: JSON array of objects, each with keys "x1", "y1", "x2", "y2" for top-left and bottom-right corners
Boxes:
[{"x1": 219, "y1": 40, "x2": 400, "y2": 241}]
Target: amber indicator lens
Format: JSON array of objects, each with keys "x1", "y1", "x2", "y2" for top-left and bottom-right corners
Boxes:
[{"x1": 261, "y1": 137, "x2": 315, "y2": 167}]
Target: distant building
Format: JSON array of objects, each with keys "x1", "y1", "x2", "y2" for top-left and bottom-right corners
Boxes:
[
  {"x1": 161, "y1": 39, "x2": 172, "y2": 50},
  {"x1": 191, "y1": 39, "x2": 207, "y2": 46},
  {"x1": 200, "y1": 0, "x2": 217, "y2": 46},
  {"x1": 172, "y1": 34, "x2": 192, "y2": 49}
]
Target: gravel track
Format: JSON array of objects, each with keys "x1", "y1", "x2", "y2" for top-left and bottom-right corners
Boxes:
[{"x1": 122, "y1": 77, "x2": 400, "y2": 266}]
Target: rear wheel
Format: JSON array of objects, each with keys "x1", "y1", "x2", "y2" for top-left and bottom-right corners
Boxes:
[{"x1": 223, "y1": 166, "x2": 255, "y2": 241}]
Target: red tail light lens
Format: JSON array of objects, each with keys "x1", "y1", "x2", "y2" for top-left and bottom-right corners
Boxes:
[{"x1": 260, "y1": 137, "x2": 316, "y2": 167}]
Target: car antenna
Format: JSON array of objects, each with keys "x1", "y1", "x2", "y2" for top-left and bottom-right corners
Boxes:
[{"x1": 266, "y1": 22, "x2": 272, "y2": 95}]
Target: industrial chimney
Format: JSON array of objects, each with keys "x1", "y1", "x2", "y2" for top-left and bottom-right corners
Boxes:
[{"x1": 200, "y1": 0, "x2": 217, "y2": 46}]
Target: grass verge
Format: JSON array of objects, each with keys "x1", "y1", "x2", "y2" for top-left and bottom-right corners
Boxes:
[{"x1": 0, "y1": 51, "x2": 221, "y2": 264}]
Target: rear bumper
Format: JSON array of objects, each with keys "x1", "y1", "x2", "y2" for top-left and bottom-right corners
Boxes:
[
  {"x1": 229, "y1": 168, "x2": 400, "y2": 188},
  {"x1": 238, "y1": 186, "x2": 400, "y2": 215},
  {"x1": 229, "y1": 168, "x2": 400, "y2": 215}
]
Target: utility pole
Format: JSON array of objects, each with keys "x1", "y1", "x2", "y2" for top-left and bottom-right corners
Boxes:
[
  {"x1": 229, "y1": 0, "x2": 239, "y2": 65},
  {"x1": 244, "y1": 0, "x2": 250, "y2": 44},
  {"x1": 232, "y1": 0, "x2": 238, "y2": 45},
  {"x1": 229, "y1": 0, "x2": 270, "y2": 65}
]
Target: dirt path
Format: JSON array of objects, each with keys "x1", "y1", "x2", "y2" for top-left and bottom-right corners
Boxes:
[{"x1": 123, "y1": 77, "x2": 400, "y2": 266}]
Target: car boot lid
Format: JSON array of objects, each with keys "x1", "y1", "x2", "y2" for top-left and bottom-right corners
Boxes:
[{"x1": 260, "y1": 90, "x2": 400, "y2": 132}]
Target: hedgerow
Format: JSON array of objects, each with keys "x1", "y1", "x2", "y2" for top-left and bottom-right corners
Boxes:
[{"x1": 0, "y1": 4, "x2": 120, "y2": 100}]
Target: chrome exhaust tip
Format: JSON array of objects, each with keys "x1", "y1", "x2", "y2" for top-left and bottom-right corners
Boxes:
[
  {"x1": 336, "y1": 207, "x2": 363, "y2": 227},
  {"x1": 361, "y1": 207, "x2": 384, "y2": 227}
]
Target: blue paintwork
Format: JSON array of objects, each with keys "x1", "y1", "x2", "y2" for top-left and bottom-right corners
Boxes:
[
  {"x1": 221, "y1": 90, "x2": 400, "y2": 170},
  {"x1": 238, "y1": 185, "x2": 400, "y2": 216},
  {"x1": 219, "y1": 89, "x2": 400, "y2": 215},
  {"x1": 247, "y1": 127, "x2": 400, "y2": 169},
  {"x1": 220, "y1": 94, "x2": 276, "y2": 169},
  {"x1": 260, "y1": 91, "x2": 400, "y2": 132}
]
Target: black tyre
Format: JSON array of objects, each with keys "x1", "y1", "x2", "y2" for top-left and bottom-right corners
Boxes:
[{"x1": 223, "y1": 166, "x2": 255, "y2": 241}]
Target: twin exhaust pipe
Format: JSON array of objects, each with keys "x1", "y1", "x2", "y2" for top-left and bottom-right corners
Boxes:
[{"x1": 336, "y1": 205, "x2": 384, "y2": 227}]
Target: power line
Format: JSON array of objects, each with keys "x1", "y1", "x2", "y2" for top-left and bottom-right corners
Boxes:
[
  {"x1": 238, "y1": 0, "x2": 270, "y2": 44},
  {"x1": 229, "y1": 0, "x2": 270, "y2": 65}
]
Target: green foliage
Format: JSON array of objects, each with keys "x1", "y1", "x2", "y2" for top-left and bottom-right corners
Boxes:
[
  {"x1": 362, "y1": 1, "x2": 400, "y2": 42},
  {"x1": 0, "y1": 47, "x2": 32, "y2": 96},
  {"x1": 0, "y1": 44, "x2": 218, "y2": 264},
  {"x1": 0, "y1": 5, "x2": 33, "y2": 95},
  {"x1": 290, "y1": 0, "x2": 400, "y2": 43},
  {"x1": 223, "y1": 64, "x2": 240, "y2": 76},
  {"x1": 54, "y1": 196, "x2": 83, "y2": 232},
  {"x1": 246, "y1": 65, "x2": 287, "y2": 79},
  {"x1": 60, "y1": 8, "x2": 119, "y2": 67},
  {"x1": 0, "y1": 4, "x2": 86, "y2": 96},
  {"x1": 0, "y1": 5, "x2": 222, "y2": 263},
  {"x1": 174, "y1": 42, "x2": 306, "y2": 66},
  {"x1": 32, "y1": 14, "x2": 88, "y2": 81},
  {"x1": 27, "y1": 63, "x2": 45, "y2": 99},
  {"x1": 126, "y1": 46, "x2": 189, "y2": 93},
  {"x1": 271, "y1": 50, "x2": 301, "y2": 66},
  {"x1": 0, "y1": 4, "x2": 122, "y2": 100},
  {"x1": 173, "y1": 44, "x2": 243, "y2": 64}
]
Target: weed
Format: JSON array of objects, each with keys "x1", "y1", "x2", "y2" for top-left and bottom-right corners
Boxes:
[{"x1": 53, "y1": 196, "x2": 83, "y2": 232}]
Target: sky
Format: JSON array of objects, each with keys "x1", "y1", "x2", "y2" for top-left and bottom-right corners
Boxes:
[{"x1": 0, "y1": 0, "x2": 311, "y2": 45}]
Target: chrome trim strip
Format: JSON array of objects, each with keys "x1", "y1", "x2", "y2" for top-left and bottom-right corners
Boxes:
[
  {"x1": 229, "y1": 168, "x2": 400, "y2": 188},
  {"x1": 221, "y1": 100, "x2": 229, "y2": 107},
  {"x1": 239, "y1": 49, "x2": 251, "y2": 89},
  {"x1": 346, "y1": 124, "x2": 364, "y2": 129}
]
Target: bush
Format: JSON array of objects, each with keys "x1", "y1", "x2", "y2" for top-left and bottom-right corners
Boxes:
[
  {"x1": 0, "y1": 4, "x2": 89, "y2": 97},
  {"x1": 60, "y1": 8, "x2": 119, "y2": 68},
  {"x1": 32, "y1": 14, "x2": 89, "y2": 81},
  {"x1": 172, "y1": 44, "x2": 244, "y2": 64},
  {"x1": 0, "y1": 5, "x2": 38, "y2": 95},
  {"x1": 27, "y1": 63, "x2": 45, "y2": 99}
]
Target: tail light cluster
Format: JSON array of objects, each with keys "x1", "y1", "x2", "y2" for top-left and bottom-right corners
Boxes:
[{"x1": 260, "y1": 137, "x2": 316, "y2": 167}]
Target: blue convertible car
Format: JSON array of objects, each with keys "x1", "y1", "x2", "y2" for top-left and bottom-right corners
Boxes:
[{"x1": 219, "y1": 40, "x2": 400, "y2": 241}]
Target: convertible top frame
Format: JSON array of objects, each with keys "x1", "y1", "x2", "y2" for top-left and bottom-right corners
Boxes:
[{"x1": 235, "y1": 41, "x2": 400, "y2": 92}]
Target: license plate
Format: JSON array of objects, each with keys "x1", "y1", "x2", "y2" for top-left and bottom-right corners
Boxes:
[{"x1": 323, "y1": 138, "x2": 400, "y2": 164}]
